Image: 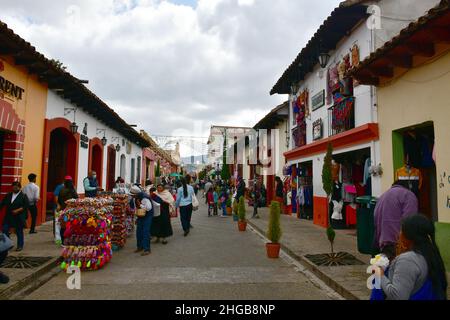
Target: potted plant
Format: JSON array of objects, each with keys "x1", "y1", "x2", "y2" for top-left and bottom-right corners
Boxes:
[
  {"x1": 322, "y1": 142, "x2": 336, "y2": 255},
  {"x1": 232, "y1": 199, "x2": 239, "y2": 222},
  {"x1": 226, "y1": 197, "x2": 232, "y2": 215},
  {"x1": 266, "y1": 201, "x2": 282, "y2": 258},
  {"x1": 238, "y1": 196, "x2": 247, "y2": 231}
]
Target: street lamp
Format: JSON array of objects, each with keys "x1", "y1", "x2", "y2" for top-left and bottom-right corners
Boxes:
[
  {"x1": 97, "y1": 129, "x2": 107, "y2": 146},
  {"x1": 318, "y1": 52, "x2": 330, "y2": 69},
  {"x1": 64, "y1": 107, "x2": 78, "y2": 135},
  {"x1": 115, "y1": 144, "x2": 121, "y2": 152}
]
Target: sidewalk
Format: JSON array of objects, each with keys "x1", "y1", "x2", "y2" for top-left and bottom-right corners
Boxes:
[
  {"x1": 247, "y1": 207, "x2": 373, "y2": 300},
  {"x1": 0, "y1": 222, "x2": 62, "y2": 299}
]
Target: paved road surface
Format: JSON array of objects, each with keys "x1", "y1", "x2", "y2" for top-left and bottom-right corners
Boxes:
[{"x1": 26, "y1": 201, "x2": 336, "y2": 300}]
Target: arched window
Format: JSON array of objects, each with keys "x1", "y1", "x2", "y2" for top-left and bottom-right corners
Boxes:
[
  {"x1": 131, "y1": 158, "x2": 136, "y2": 183},
  {"x1": 137, "y1": 156, "x2": 141, "y2": 184},
  {"x1": 120, "y1": 154, "x2": 126, "y2": 179}
]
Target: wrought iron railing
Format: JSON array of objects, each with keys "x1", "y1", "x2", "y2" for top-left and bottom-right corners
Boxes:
[{"x1": 328, "y1": 97, "x2": 355, "y2": 137}]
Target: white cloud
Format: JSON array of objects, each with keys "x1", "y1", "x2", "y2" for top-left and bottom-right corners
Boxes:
[{"x1": 0, "y1": 0, "x2": 342, "y2": 156}]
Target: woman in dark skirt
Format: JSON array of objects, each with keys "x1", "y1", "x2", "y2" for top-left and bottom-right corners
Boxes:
[{"x1": 151, "y1": 185, "x2": 174, "y2": 245}]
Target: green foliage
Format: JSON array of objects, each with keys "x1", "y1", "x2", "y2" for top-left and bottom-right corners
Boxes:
[
  {"x1": 238, "y1": 196, "x2": 246, "y2": 221},
  {"x1": 322, "y1": 142, "x2": 333, "y2": 198},
  {"x1": 267, "y1": 201, "x2": 282, "y2": 244},
  {"x1": 226, "y1": 197, "x2": 232, "y2": 208},
  {"x1": 322, "y1": 143, "x2": 335, "y2": 253},
  {"x1": 232, "y1": 199, "x2": 239, "y2": 215},
  {"x1": 155, "y1": 160, "x2": 161, "y2": 178}
]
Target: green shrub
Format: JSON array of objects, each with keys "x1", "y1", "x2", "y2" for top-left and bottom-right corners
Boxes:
[
  {"x1": 238, "y1": 196, "x2": 246, "y2": 221},
  {"x1": 226, "y1": 197, "x2": 232, "y2": 208},
  {"x1": 232, "y1": 199, "x2": 239, "y2": 215},
  {"x1": 267, "y1": 201, "x2": 282, "y2": 243}
]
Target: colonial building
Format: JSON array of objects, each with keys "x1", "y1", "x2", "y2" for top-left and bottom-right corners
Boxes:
[{"x1": 270, "y1": 0, "x2": 440, "y2": 227}]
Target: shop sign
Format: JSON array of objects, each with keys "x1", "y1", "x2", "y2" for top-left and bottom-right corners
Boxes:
[
  {"x1": 0, "y1": 62, "x2": 25, "y2": 101},
  {"x1": 311, "y1": 90, "x2": 325, "y2": 111},
  {"x1": 313, "y1": 119, "x2": 323, "y2": 141},
  {"x1": 80, "y1": 134, "x2": 89, "y2": 149}
]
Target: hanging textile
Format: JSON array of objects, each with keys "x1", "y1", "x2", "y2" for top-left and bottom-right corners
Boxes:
[{"x1": 332, "y1": 97, "x2": 354, "y2": 132}]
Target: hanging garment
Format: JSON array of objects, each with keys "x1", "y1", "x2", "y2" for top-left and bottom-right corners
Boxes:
[
  {"x1": 332, "y1": 200, "x2": 344, "y2": 220},
  {"x1": 419, "y1": 135, "x2": 434, "y2": 168},
  {"x1": 355, "y1": 183, "x2": 366, "y2": 197},
  {"x1": 404, "y1": 133, "x2": 422, "y2": 168},
  {"x1": 332, "y1": 182, "x2": 343, "y2": 202},
  {"x1": 352, "y1": 163, "x2": 364, "y2": 184},
  {"x1": 351, "y1": 44, "x2": 360, "y2": 67},
  {"x1": 396, "y1": 166, "x2": 423, "y2": 189},
  {"x1": 342, "y1": 183, "x2": 356, "y2": 203},
  {"x1": 332, "y1": 163, "x2": 341, "y2": 182},
  {"x1": 346, "y1": 203, "x2": 357, "y2": 226},
  {"x1": 341, "y1": 164, "x2": 352, "y2": 183},
  {"x1": 329, "y1": 65, "x2": 340, "y2": 92},
  {"x1": 363, "y1": 158, "x2": 371, "y2": 186},
  {"x1": 297, "y1": 186, "x2": 305, "y2": 206}
]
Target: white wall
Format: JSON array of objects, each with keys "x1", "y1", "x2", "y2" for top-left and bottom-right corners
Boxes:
[{"x1": 46, "y1": 91, "x2": 142, "y2": 192}]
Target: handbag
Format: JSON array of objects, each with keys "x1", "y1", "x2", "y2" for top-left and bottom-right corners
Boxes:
[
  {"x1": 0, "y1": 232, "x2": 14, "y2": 252},
  {"x1": 135, "y1": 208, "x2": 147, "y2": 218},
  {"x1": 192, "y1": 193, "x2": 199, "y2": 211}
]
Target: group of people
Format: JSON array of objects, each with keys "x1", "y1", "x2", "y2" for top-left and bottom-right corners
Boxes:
[{"x1": 130, "y1": 175, "x2": 197, "y2": 256}]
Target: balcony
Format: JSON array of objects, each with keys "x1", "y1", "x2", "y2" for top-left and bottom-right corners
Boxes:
[{"x1": 328, "y1": 97, "x2": 355, "y2": 137}]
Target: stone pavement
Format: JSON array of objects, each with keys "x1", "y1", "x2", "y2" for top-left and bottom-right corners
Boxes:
[
  {"x1": 22, "y1": 202, "x2": 338, "y2": 300},
  {"x1": 0, "y1": 221, "x2": 61, "y2": 299},
  {"x1": 248, "y1": 207, "x2": 373, "y2": 300}
]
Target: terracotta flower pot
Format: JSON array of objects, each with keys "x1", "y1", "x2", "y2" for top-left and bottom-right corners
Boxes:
[
  {"x1": 238, "y1": 221, "x2": 247, "y2": 232},
  {"x1": 266, "y1": 243, "x2": 281, "y2": 259},
  {"x1": 226, "y1": 207, "x2": 232, "y2": 215}
]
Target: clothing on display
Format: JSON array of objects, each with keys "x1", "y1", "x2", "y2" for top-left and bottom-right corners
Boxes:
[
  {"x1": 363, "y1": 158, "x2": 371, "y2": 186},
  {"x1": 332, "y1": 200, "x2": 344, "y2": 220},
  {"x1": 396, "y1": 165, "x2": 423, "y2": 190},
  {"x1": 346, "y1": 204, "x2": 357, "y2": 226}
]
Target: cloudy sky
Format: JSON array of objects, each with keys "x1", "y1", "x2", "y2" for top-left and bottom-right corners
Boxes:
[{"x1": 0, "y1": 0, "x2": 342, "y2": 156}]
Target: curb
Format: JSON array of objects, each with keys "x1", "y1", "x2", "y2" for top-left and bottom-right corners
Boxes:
[
  {"x1": 0, "y1": 256, "x2": 62, "y2": 300},
  {"x1": 247, "y1": 220, "x2": 360, "y2": 301}
]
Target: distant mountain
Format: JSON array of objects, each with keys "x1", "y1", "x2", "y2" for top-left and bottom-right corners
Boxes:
[{"x1": 181, "y1": 155, "x2": 208, "y2": 165}]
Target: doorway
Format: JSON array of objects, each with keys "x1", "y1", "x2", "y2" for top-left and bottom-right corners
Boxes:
[
  {"x1": 106, "y1": 146, "x2": 116, "y2": 191},
  {"x1": 392, "y1": 122, "x2": 437, "y2": 221},
  {"x1": 90, "y1": 144, "x2": 103, "y2": 187},
  {"x1": 47, "y1": 128, "x2": 77, "y2": 193},
  {"x1": 297, "y1": 160, "x2": 313, "y2": 220}
]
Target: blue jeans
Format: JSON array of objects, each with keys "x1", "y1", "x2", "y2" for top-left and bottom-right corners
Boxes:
[
  {"x1": 136, "y1": 213, "x2": 153, "y2": 251},
  {"x1": 179, "y1": 204, "x2": 193, "y2": 232},
  {"x1": 3, "y1": 223, "x2": 24, "y2": 249},
  {"x1": 221, "y1": 202, "x2": 227, "y2": 216}
]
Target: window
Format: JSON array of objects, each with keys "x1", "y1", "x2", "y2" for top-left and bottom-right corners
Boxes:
[
  {"x1": 120, "y1": 155, "x2": 126, "y2": 179},
  {"x1": 136, "y1": 156, "x2": 141, "y2": 184},
  {"x1": 131, "y1": 158, "x2": 136, "y2": 184}
]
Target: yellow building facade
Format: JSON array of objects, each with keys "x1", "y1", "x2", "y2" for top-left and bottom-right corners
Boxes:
[
  {"x1": 0, "y1": 56, "x2": 48, "y2": 223},
  {"x1": 378, "y1": 51, "x2": 450, "y2": 223}
]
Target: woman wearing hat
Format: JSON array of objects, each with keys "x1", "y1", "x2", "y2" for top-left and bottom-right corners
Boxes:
[{"x1": 131, "y1": 186, "x2": 154, "y2": 256}]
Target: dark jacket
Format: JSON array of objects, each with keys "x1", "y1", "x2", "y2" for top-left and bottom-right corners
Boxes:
[
  {"x1": 0, "y1": 192, "x2": 29, "y2": 228},
  {"x1": 58, "y1": 187, "x2": 79, "y2": 210}
]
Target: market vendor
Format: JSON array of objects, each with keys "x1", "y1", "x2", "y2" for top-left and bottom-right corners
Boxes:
[{"x1": 84, "y1": 171, "x2": 100, "y2": 198}]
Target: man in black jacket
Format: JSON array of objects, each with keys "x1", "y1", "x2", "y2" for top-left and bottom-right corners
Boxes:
[{"x1": 0, "y1": 182, "x2": 29, "y2": 252}]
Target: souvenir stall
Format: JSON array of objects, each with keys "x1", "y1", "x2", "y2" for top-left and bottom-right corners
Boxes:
[
  {"x1": 329, "y1": 148, "x2": 372, "y2": 229},
  {"x1": 59, "y1": 198, "x2": 114, "y2": 271},
  {"x1": 296, "y1": 161, "x2": 313, "y2": 220},
  {"x1": 110, "y1": 194, "x2": 133, "y2": 251},
  {"x1": 282, "y1": 165, "x2": 292, "y2": 215}
]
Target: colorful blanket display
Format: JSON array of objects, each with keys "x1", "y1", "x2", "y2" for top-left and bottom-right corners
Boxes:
[
  {"x1": 125, "y1": 200, "x2": 135, "y2": 236},
  {"x1": 59, "y1": 198, "x2": 114, "y2": 271}
]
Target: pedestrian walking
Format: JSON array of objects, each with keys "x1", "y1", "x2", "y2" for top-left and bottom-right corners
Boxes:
[
  {"x1": 213, "y1": 188, "x2": 219, "y2": 216},
  {"x1": 219, "y1": 187, "x2": 228, "y2": 217},
  {"x1": 371, "y1": 214, "x2": 447, "y2": 300},
  {"x1": 374, "y1": 180, "x2": 418, "y2": 260},
  {"x1": 151, "y1": 184, "x2": 174, "y2": 245},
  {"x1": 131, "y1": 186, "x2": 153, "y2": 256},
  {"x1": 175, "y1": 176, "x2": 195, "y2": 237},
  {"x1": 84, "y1": 171, "x2": 100, "y2": 198},
  {"x1": 22, "y1": 173, "x2": 40, "y2": 234},
  {"x1": 206, "y1": 188, "x2": 214, "y2": 217},
  {"x1": 251, "y1": 179, "x2": 261, "y2": 218},
  {"x1": 0, "y1": 182, "x2": 29, "y2": 252}
]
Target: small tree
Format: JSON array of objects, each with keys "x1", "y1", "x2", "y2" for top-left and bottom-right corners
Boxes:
[
  {"x1": 238, "y1": 196, "x2": 246, "y2": 222},
  {"x1": 322, "y1": 142, "x2": 336, "y2": 254},
  {"x1": 267, "y1": 201, "x2": 282, "y2": 244},
  {"x1": 232, "y1": 199, "x2": 239, "y2": 216}
]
